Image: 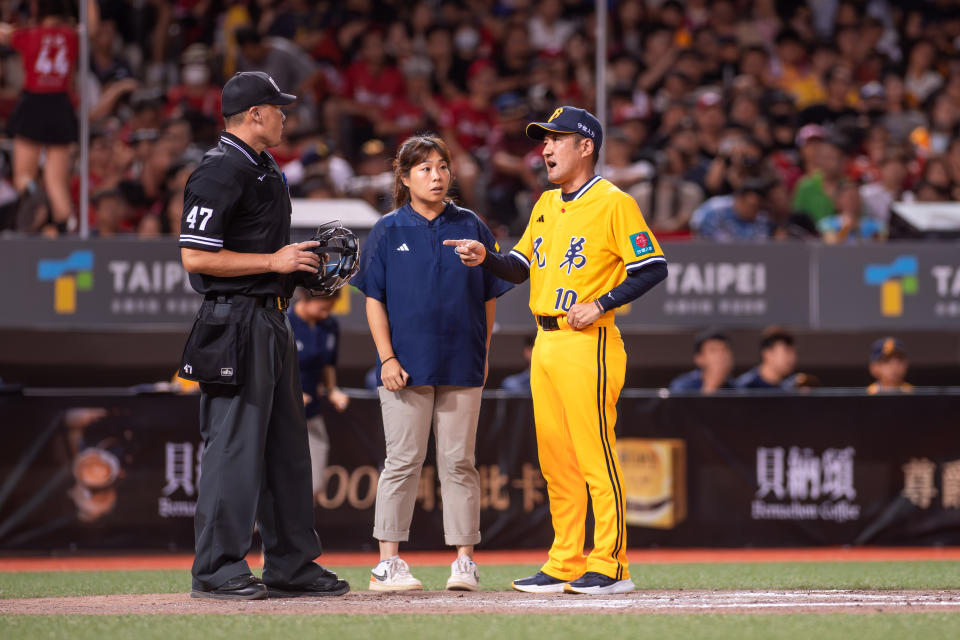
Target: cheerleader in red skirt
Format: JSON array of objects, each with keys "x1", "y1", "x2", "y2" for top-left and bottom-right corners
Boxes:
[{"x1": 1, "y1": 0, "x2": 98, "y2": 231}]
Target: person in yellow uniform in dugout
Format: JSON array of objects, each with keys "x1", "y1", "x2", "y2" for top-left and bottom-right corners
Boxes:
[{"x1": 446, "y1": 106, "x2": 668, "y2": 595}]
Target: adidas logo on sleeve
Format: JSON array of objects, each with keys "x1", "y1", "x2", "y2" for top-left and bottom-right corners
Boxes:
[{"x1": 396, "y1": 243, "x2": 410, "y2": 252}]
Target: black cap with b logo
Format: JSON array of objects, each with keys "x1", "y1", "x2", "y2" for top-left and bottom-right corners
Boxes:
[
  {"x1": 525, "y1": 106, "x2": 603, "y2": 150},
  {"x1": 221, "y1": 71, "x2": 297, "y2": 117}
]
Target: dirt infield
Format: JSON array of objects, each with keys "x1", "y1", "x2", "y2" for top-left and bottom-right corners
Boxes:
[
  {"x1": 4, "y1": 547, "x2": 960, "y2": 572},
  {"x1": 3, "y1": 590, "x2": 960, "y2": 616}
]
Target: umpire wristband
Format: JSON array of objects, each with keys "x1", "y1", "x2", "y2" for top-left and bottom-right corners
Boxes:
[{"x1": 594, "y1": 299, "x2": 605, "y2": 314}]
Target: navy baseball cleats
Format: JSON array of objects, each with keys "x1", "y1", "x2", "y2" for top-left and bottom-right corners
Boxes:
[
  {"x1": 512, "y1": 571, "x2": 568, "y2": 593},
  {"x1": 563, "y1": 571, "x2": 635, "y2": 595}
]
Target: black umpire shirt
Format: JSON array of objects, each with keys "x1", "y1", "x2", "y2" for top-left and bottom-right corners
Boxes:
[{"x1": 178, "y1": 132, "x2": 294, "y2": 297}]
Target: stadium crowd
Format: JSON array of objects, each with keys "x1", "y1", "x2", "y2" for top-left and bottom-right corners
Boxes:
[{"x1": 0, "y1": 0, "x2": 957, "y2": 242}]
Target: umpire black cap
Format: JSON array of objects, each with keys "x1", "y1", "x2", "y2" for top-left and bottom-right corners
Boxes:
[
  {"x1": 221, "y1": 71, "x2": 296, "y2": 117},
  {"x1": 526, "y1": 106, "x2": 603, "y2": 150}
]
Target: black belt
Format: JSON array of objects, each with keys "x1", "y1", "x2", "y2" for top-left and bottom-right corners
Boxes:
[
  {"x1": 535, "y1": 315, "x2": 561, "y2": 331},
  {"x1": 207, "y1": 294, "x2": 289, "y2": 311}
]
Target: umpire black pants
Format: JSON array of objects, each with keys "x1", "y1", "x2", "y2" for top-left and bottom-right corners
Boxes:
[{"x1": 191, "y1": 305, "x2": 325, "y2": 590}]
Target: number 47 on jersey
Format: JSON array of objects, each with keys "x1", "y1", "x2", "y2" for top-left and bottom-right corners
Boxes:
[{"x1": 185, "y1": 206, "x2": 214, "y2": 231}]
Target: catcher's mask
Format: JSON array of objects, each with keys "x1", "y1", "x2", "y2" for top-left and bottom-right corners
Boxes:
[{"x1": 302, "y1": 221, "x2": 360, "y2": 296}]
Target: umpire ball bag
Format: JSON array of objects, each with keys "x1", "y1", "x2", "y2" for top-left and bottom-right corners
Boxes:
[{"x1": 179, "y1": 294, "x2": 254, "y2": 386}]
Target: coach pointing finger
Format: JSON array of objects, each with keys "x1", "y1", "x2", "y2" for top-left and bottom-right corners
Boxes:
[{"x1": 443, "y1": 239, "x2": 487, "y2": 266}]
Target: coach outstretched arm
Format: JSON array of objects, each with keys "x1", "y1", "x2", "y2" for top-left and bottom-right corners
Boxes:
[{"x1": 443, "y1": 239, "x2": 530, "y2": 284}]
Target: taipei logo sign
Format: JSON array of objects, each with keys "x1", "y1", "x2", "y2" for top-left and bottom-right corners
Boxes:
[
  {"x1": 864, "y1": 255, "x2": 917, "y2": 317},
  {"x1": 38, "y1": 250, "x2": 94, "y2": 314}
]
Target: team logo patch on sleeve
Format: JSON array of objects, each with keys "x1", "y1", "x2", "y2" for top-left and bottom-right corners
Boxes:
[{"x1": 629, "y1": 232, "x2": 654, "y2": 257}]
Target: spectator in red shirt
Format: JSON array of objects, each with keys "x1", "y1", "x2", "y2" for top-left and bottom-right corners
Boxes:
[
  {"x1": 164, "y1": 44, "x2": 222, "y2": 134},
  {"x1": 160, "y1": 118, "x2": 203, "y2": 164},
  {"x1": 486, "y1": 93, "x2": 540, "y2": 235},
  {"x1": 424, "y1": 25, "x2": 470, "y2": 99},
  {"x1": 376, "y1": 66, "x2": 440, "y2": 155},
  {"x1": 136, "y1": 158, "x2": 196, "y2": 237},
  {"x1": 235, "y1": 25, "x2": 317, "y2": 100},
  {"x1": 70, "y1": 128, "x2": 122, "y2": 231},
  {"x1": 440, "y1": 59, "x2": 497, "y2": 209},
  {"x1": 848, "y1": 123, "x2": 889, "y2": 185},
  {"x1": 339, "y1": 29, "x2": 406, "y2": 159},
  {"x1": 89, "y1": 187, "x2": 129, "y2": 237},
  {"x1": 528, "y1": 0, "x2": 575, "y2": 56},
  {"x1": 115, "y1": 128, "x2": 173, "y2": 231},
  {"x1": 493, "y1": 22, "x2": 533, "y2": 96},
  {"x1": 1, "y1": 0, "x2": 98, "y2": 233},
  {"x1": 528, "y1": 53, "x2": 586, "y2": 116},
  {"x1": 266, "y1": 110, "x2": 304, "y2": 167},
  {"x1": 161, "y1": 160, "x2": 197, "y2": 235}
]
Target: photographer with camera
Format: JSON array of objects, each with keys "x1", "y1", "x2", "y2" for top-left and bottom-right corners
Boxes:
[{"x1": 703, "y1": 132, "x2": 765, "y2": 196}]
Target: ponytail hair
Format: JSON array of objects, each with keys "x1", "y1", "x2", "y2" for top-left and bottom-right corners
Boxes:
[{"x1": 392, "y1": 135, "x2": 452, "y2": 208}]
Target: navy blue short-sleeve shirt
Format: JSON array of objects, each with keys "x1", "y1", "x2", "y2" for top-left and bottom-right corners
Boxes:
[
  {"x1": 353, "y1": 202, "x2": 513, "y2": 387},
  {"x1": 288, "y1": 310, "x2": 339, "y2": 418}
]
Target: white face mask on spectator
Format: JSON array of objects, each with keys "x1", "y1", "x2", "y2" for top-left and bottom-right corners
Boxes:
[
  {"x1": 183, "y1": 64, "x2": 210, "y2": 87},
  {"x1": 454, "y1": 26, "x2": 480, "y2": 53}
]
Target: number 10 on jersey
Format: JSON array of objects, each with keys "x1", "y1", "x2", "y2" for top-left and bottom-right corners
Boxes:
[{"x1": 554, "y1": 288, "x2": 578, "y2": 312}]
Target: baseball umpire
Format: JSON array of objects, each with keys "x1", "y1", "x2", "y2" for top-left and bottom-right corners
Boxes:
[
  {"x1": 178, "y1": 71, "x2": 349, "y2": 600},
  {"x1": 447, "y1": 106, "x2": 668, "y2": 595}
]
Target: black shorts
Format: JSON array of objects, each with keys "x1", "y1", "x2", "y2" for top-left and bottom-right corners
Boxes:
[{"x1": 7, "y1": 91, "x2": 78, "y2": 145}]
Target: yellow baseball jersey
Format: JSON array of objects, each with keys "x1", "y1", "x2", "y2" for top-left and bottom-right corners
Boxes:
[{"x1": 510, "y1": 176, "x2": 666, "y2": 316}]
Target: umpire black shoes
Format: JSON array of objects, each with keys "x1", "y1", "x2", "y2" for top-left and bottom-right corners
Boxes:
[
  {"x1": 190, "y1": 574, "x2": 268, "y2": 600},
  {"x1": 266, "y1": 567, "x2": 350, "y2": 598}
]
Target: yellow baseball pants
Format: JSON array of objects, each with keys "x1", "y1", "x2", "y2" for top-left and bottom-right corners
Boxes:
[{"x1": 530, "y1": 317, "x2": 629, "y2": 581}]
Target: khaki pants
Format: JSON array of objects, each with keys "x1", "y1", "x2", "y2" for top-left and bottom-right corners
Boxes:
[{"x1": 373, "y1": 385, "x2": 482, "y2": 546}]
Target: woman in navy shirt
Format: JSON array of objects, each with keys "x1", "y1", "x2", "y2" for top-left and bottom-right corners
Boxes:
[{"x1": 354, "y1": 135, "x2": 511, "y2": 592}]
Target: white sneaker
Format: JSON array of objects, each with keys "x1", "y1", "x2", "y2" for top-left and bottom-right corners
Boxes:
[
  {"x1": 369, "y1": 556, "x2": 423, "y2": 591},
  {"x1": 446, "y1": 555, "x2": 479, "y2": 591}
]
